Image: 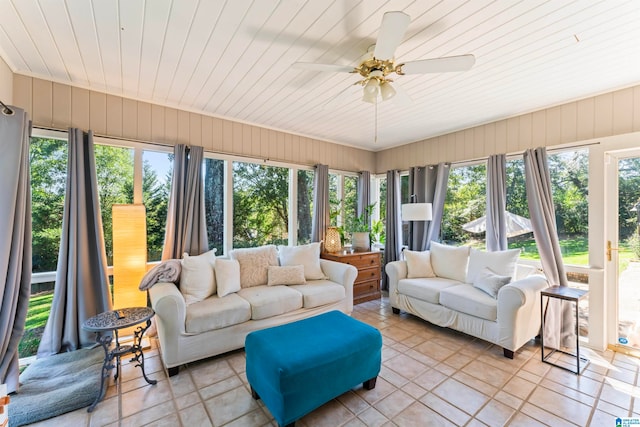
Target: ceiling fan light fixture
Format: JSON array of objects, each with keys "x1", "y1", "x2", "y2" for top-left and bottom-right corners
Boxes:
[
  {"x1": 379, "y1": 81, "x2": 396, "y2": 101},
  {"x1": 362, "y1": 90, "x2": 377, "y2": 104},
  {"x1": 363, "y1": 78, "x2": 379, "y2": 95}
]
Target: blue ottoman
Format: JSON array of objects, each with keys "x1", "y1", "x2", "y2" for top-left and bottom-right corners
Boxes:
[{"x1": 245, "y1": 311, "x2": 382, "y2": 427}]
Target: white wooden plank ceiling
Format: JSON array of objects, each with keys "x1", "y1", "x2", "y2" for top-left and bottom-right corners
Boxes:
[{"x1": 0, "y1": 0, "x2": 638, "y2": 151}]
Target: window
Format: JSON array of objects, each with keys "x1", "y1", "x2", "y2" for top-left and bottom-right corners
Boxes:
[
  {"x1": 233, "y1": 161, "x2": 289, "y2": 248},
  {"x1": 506, "y1": 157, "x2": 534, "y2": 258},
  {"x1": 297, "y1": 169, "x2": 314, "y2": 245},
  {"x1": 329, "y1": 172, "x2": 359, "y2": 244},
  {"x1": 30, "y1": 136, "x2": 67, "y2": 275},
  {"x1": 441, "y1": 163, "x2": 487, "y2": 247},
  {"x1": 548, "y1": 150, "x2": 588, "y2": 266},
  {"x1": 143, "y1": 150, "x2": 172, "y2": 261},
  {"x1": 204, "y1": 158, "x2": 225, "y2": 254},
  {"x1": 94, "y1": 145, "x2": 134, "y2": 265}
]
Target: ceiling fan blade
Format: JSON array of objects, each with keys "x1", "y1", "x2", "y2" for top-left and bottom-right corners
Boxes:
[
  {"x1": 292, "y1": 62, "x2": 355, "y2": 73},
  {"x1": 399, "y1": 54, "x2": 476, "y2": 74},
  {"x1": 390, "y1": 81, "x2": 412, "y2": 107},
  {"x1": 373, "y1": 11, "x2": 410, "y2": 60}
]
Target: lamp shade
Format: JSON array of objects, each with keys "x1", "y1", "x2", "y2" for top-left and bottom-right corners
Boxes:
[
  {"x1": 324, "y1": 227, "x2": 342, "y2": 252},
  {"x1": 401, "y1": 203, "x2": 433, "y2": 221},
  {"x1": 113, "y1": 204, "x2": 147, "y2": 309}
]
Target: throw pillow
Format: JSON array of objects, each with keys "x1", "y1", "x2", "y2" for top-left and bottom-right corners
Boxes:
[
  {"x1": 180, "y1": 249, "x2": 217, "y2": 305},
  {"x1": 278, "y1": 242, "x2": 325, "y2": 280},
  {"x1": 215, "y1": 259, "x2": 241, "y2": 297},
  {"x1": 473, "y1": 266, "x2": 512, "y2": 298},
  {"x1": 230, "y1": 245, "x2": 279, "y2": 287},
  {"x1": 267, "y1": 265, "x2": 306, "y2": 286},
  {"x1": 404, "y1": 249, "x2": 436, "y2": 278},
  {"x1": 466, "y1": 247, "x2": 521, "y2": 284},
  {"x1": 429, "y1": 241, "x2": 470, "y2": 282}
]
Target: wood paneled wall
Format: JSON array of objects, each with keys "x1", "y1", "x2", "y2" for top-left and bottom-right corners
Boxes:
[
  {"x1": 0, "y1": 57, "x2": 12, "y2": 105},
  {"x1": 12, "y1": 74, "x2": 375, "y2": 172},
  {"x1": 376, "y1": 85, "x2": 640, "y2": 172}
]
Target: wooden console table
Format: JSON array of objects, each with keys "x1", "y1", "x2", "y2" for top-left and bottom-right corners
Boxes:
[{"x1": 321, "y1": 250, "x2": 381, "y2": 305}]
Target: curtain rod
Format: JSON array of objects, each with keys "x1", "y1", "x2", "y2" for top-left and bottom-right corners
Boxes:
[{"x1": 0, "y1": 99, "x2": 14, "y2": 116}]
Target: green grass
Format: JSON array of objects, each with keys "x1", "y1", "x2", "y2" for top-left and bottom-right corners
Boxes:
[{"x1": 19, "y1": 291, "x2": 53, "y2": 358}]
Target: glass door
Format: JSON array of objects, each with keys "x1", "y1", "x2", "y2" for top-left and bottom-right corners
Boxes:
[{"x1": 607, "y1": 152, "x2": 640, "y2": 350}]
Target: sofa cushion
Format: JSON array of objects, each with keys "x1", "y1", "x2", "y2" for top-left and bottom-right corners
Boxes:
[
  {"x1": 278, "y1": 242, "x2": 326, "y2": 280},
  {"x1": 230, "y1": 245, "x2": 279, "y2": 288},
  {"x1": 397, "y1": 277, "x2": 461, "y2": 304},
  {"x1": 466, "y1": 247, "x2": 520, "y2": 284},
  {"x1": 404, "y1": 250, "x2": 436, "y2": 278},
  {"x1": 429, "y1": 242, "x2": 470, "y2": 283},
  {"x1": 473, "y1": 267, "x2": 511, "y2": 298},
  {"x1": 289, "y1": 281, "x2": 346, "y2": 308},
  {"x1": 215, "y1": 259, "x2": 241, "y2": 297},
  {"x1": 267, "y1": 265, "x2": 306, "y2": 286},
  {"x1": 439, "y1": 283, "x2": 498, "y2": 321},
  {"x1": 185, "y1": 293, "x2": 251, "y2": 334},
  {"x1": 180, "y1": 249, "x2": 217, "y2": 305},
  {"x1": 238, "y1": 285, "x2": 303, "y2": 320}
]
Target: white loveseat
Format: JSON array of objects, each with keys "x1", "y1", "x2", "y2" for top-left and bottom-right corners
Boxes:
[
  {"x1": 385, "y1": 242, "x2": 549, "y2": 358},
  {"x1": 149, "y1": 243, "x2": 357, "y2": 375}
]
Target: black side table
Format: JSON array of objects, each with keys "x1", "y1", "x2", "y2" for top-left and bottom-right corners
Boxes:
[
  {"x1": 540, "y1": 286, "x2": 589, "y2": 374},
  {"x1": 82, "y1": 306, "x2": 157, "y2": 412}
]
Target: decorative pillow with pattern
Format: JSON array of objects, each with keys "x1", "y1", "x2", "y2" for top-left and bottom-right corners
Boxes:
[
  {"x1": 230, "y1": 245, "x2": 279, "y2": 287},
  {"x1": 267, "y1": 265, "x2": 306, "y2": 286}
]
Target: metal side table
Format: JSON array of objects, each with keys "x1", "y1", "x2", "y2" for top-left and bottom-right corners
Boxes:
[
  {"x1": 540, "y1": 286, "x2": 589, "y2": 374},
  {"x1": 82, "y1": 306, "x2": 157, "y2": 412}
]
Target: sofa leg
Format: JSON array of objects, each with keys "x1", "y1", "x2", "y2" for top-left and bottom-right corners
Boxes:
[
  {"x1": 503, "y1": 348, "x2": 514, "y2": 359},
  {"x1": 392, "y1": 307, "x2": 400, "y2": 315},
  {"x1": 167, "y1": 366, "x2": 180, "y2": 377},
  {"x1": 363, "y1": 377, "x2": 377, "y2": 390}
]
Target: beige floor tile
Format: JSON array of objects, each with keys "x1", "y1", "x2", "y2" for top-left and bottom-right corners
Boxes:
[
  {"x1": 598, "y1": 382, "x2": 633, "y2": 409},
  {"x1": 374, "y1": 389, "x2": 415, "y2": 419},
  {"x1": 379, "y1": 364, "x2": 411, "y2": 387},
  {"x1": 298, "y1": 399, "x2": 354, "y2": 427},
  {"x1": 190, "y1": 358, "x2": 236, "y2": 389},
  {"x1": 199, "y1": 375, "x2": 244, "y2": 400},
  {"x1": 420, "y1": 392, "x2": 471, "y2": 425},
  {"x1": 355, "y1": 377, "x2": 396, "y2": 404},
  {"x1": 401, "y1": 381, "x2": 428, "y2": 399},
  {"x1": 520, "y1": 402, "x2": 579, "y2": 426},
  {"x1": 451, "y1": 371, "x2": 499, "y2": 397},
  {"x1": 337, "y1": 390, "x2": 371, "y2": 415},
  {"x1": 433, "y1": 378, "x2": 490, "y2": 415},
  {"x1": 589, "y1": 409, "x2": 622, "y2": 427},
  {"x1": 120, "y1": 379, "x2": 173, "y2": 418},
  {"x1": 413, "y1": 341, "x2": 455, "y2": 361},
  {"x1": 356, "y1": 407, "x2": 390, "y2": 427},
  {"x1": 384, "y1": 353, "x2": 429, "y2": 380},
  {"x1": 179, "y1": 402, "x2": 212, "y2": 426},
  {"x1": 475, "y1": 399, "x2": 515, "y2": 426},
  {"x1": 174, "y1": 391, "x2": 201, "y2": 410},
  {"x1": 204, "y1": 385, "x2": 260, "y2": 426},
  {"x1": 503, "y1": 375, "x2": 536, "y2": 400},
  {"x1": 88, "y1": 395, "x2": 119, "y2": 426},
  {"x1": 392, "y1": 401, "x2": 450, "y2": 427},
  {"x1": 413, "y1": 367, "x2": 448, "y2": 391},
  {"x1": 527, "y1": 387, "x2": 592, "y2": 426},
  {"x1": 119, "y1": 401, "x2": 177, "y2": 427},
  {"x1": 443, "y1": 352, "x2": 473, "y2": 370},
  {"x1": 508, "y1": 411, "x2": 547, "y2": 427},
  {"x1": 493, "y1": 390, "x2": 522, "y2": 410},
  {"x1": 462, "y1": 360, "x2": 513, "y2": 388},
  {"x1": 223, "y1": 408, "x2": 270, "y2": 427}
]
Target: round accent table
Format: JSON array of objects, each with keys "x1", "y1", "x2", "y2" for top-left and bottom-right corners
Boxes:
[{"x1": 82, "y1": 306, "x2": 157, "y2": 412}]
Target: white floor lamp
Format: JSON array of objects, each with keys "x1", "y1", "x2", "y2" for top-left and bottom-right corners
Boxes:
[{"x1": 401, "y1": 201, "x2": 433, "y2": 251}]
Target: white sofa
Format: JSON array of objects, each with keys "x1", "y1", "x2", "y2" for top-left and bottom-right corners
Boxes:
[
  {"x1": 149, "y1": 244, "x2": 357, "y2": 375},
  {"x1": 385, "y1": 242, "x2": 549, "y2": 358}
]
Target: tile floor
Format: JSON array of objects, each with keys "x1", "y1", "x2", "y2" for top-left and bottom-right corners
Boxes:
[{"x1": 25, "y1": 296, "x2": 640, "y2": 426}]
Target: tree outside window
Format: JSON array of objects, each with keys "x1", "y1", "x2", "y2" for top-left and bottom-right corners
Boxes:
[{"x1": 204, "y1": 158, "x2": 225, "y2": 254}]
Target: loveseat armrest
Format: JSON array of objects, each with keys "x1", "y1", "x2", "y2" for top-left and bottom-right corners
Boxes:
[
  {"x1": 497, "y1": 274, "x2": 549, "y2": 352},
  {"x1": 385, "y1": 260, "x2": 408, "y2": 308},
  {"x1": 320, "y1": 259, "x2": 357, "y2": 310},
  {"x1": 149, "y1": 282, "x2": 187, "y2": 343}
]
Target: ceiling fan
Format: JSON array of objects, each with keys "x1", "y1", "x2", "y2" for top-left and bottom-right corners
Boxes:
[{"x1": 292, "y1": 11, "x2": 475, "y2": 105}]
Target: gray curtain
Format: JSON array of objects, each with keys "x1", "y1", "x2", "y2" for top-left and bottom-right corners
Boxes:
[
  {"x1": 357, "y1": 171, "x2": 371, "y2": 219},
  {"x1": 383, "y1": 170, "x2": 402, "y2": 290},
  {"x1": 486, "y1": 154, "x2": 508, "y2": 251},
  {"x1": 0, "y1": 107, "x2": 32, "y2": 393},
  {"x1": 408, "y1": 163, "x2": 450, "y2": 250},
  {"x1": 311, "y1": 164, "x2": 329, "y2": 243},
  {"x1": 524, "y1": 147, "x2": 572, "y2": 348},
  {"x1": 162, "y1": 144, "x2": 208, "y2": 259},
  {"x1": 38, "y1": 129, "x2": 112, "y2": 357}
]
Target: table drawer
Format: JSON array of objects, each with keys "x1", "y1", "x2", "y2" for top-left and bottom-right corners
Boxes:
[
  {"x1": 356, "y1": 267, "x2": 380, "y2": 283},
  {"x1": 354, "y1": 280, "x2": 380, "y2": 297},
  {"x1": 344, "y1": 254, "x2": 380, "y2": 269}
]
